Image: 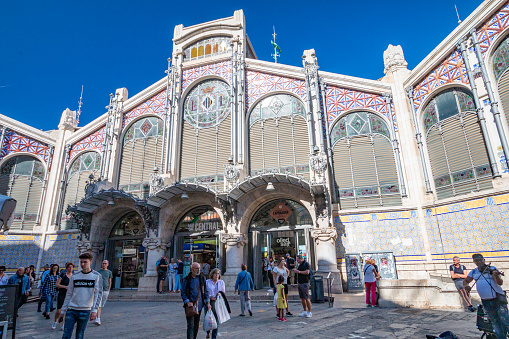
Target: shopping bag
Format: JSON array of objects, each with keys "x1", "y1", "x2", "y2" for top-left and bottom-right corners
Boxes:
[
  {"x1": 273, "y1": 291, "x2": 278, "y2": 307},
  {"x1": 203, "y1": 309, "x2": 217, "y2": 332},
  {"x1": 215, "y1": 294, "x2": 230, "y2": 324}
]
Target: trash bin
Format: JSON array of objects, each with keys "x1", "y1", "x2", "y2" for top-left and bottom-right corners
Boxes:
[{"x1": 310, "y1": 275, "x2": 324, "y2": 303}]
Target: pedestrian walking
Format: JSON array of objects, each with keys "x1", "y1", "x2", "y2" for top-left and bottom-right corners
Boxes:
[
  {"x1": 235, "y1": 264, "x2": 254, "y2": 317},
  {"x1": 292, "y1": 255, "x2": 312, "y2": 318},
  {"x1": 272, "y1": 258, "x2": 292, "y2": 316},
  {"x1": 8, "y1": 267, "x2": 30, "y2": 310},
  {"x1": 41, "y1": 264, "x2": 60, "y2": 319},
  {"x1": 0, "y1": 265, "x2": 8, "y2": 285},
  {"x1": 449, "y1": 256, "x2": 475, "y2": 312},
  {"x1": 181, "y1": 262, "x2": 210, "y2": 339},
  {"x1": 59, "y1": 252, "x2": 103, "y2": 339},
  {"x1": 53, "y1": 262, "x2": 74, "y2": 330},
  {"x1": 202, "y1": 261, "x2": 211, "y2": 277},
  {"x1": 96, "y1": 260, "x2": 113, "y2": 326},
  {"x1": 463, "y1": 253, "x2": 509, "y2": 338},
  {"x1": 37, "y1": 264, "x2": 50, "y2": 312},
  {"x1": 156, "y1": 255, "x2": 169, "y2": 293},
  {"x1": 25, "y1": 267, "x2": 34, "y2": 288},
  {"x1": 276, "y1": 276, "x2": 287, "y2": 322},
  {"x1": 175, "y1": 258, "x2": 184, "y2": 292},
  {"x1": 364, "y1": 259, "x2": 379, "y2": 308},
  {"x1": 168, "y1": 258, "x2": 177, "y2": 293},
  {"x1": 267, "y1": 256, "x2": 274, "y2": 291},
  {"x1": 205, "y1": 268, "x2": 225, "y2": 339}
]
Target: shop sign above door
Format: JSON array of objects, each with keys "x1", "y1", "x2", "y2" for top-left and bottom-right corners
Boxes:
[
  {"x1": 186, "y1": 221, "x2": 221, "y2": 232},
  {"x1": 270, "y1": 203, "x2": 292, "y2": 224}
]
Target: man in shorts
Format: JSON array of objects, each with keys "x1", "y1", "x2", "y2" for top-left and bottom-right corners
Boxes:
[
  {"x1": 156, "y1": 255, "x2": 169, "y2": 293},
  {"x1": 449, "y1": 256, "x2": 475, "y2": 312},
  {"x1": 95, "y1": 260, "x2": 113, "y2": 325},
  {"x1": 293, "y1": 255, "x2": 311, "y2": 318}
]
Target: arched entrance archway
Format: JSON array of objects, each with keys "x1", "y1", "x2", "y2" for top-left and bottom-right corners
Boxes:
[
  {"x1": 106, "y1": 211, "x2": 146, "y2": 289},
  {"x1": 248, "y1": 199, "x2": 313, "y2": 289},
  {"x1": 173, "y1": 205, "x2": 224, "y2": 277}
]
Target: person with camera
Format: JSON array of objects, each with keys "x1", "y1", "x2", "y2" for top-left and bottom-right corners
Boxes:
[{"x1": 463, "y1": 253, "x2": 508, "y2": 338}]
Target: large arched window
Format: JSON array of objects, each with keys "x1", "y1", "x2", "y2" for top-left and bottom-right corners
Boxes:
[
  {"x1": 61, "y1": 151, "x2": 101, "y2": 230},
  {"x1": 330, "y1": 112, "x2": 401, "y2": 209},
  {"x1": 0, "y1": 155, "x2": 45, "y2": 230},
  {"x1": 423, "y1": 88, "x2": 492, "y2": 199},
  {"x1": 493, "y1": 35, "x2": 509, "y2": 127},
  {"x1": 249, "y1": 94, "x2": 309, "y2": 179},
  {"x1": 250, "y1": 199, "x2": 312, "y2": 229},
  {"x1": 180, "y1": 79, "x2": 231, "y2": 192},
  {"x1": 183, "y1": 36, "x2": 230, "y2": 61},
  {"x1": 118, "y1": 116, "x2": 165, "y2": 198}
]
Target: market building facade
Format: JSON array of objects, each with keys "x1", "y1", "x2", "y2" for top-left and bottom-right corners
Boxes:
[{"x1": 1, "y1": 0, "x2": 509, "y2": 293}]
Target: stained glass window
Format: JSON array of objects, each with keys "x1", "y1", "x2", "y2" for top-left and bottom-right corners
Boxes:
[
  {"x1": 249, "y1": 199, "x2": 312, "y2": 229},
  {"x1": 249, "y1": 94, "x2": 305, "y2": 127},
  {"x1": 176, "y1": 206, "x2": 222, "y2": 233},
  {"x1": 124, "y1": 117, "x2": 163, "y2": 142},
  {"x1": 493, "y1": 36, "x2": 509, "y2": 81},
  {"x1": 422, "y1": 88, "x2": 475, "y2": 132},
  {"x1": 183, "y1": 36, "x2": 230, "y2": 62},
  {"x1": 330, "y1": 112, "x2": 390, "y2": 146},
  {"x1": 111, "y1": 211, "x2": 146, "y2": 237}
]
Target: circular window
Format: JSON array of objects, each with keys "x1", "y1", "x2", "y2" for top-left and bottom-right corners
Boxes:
[{"x1": 183, "y1": 79, "x2": 231, "y2": 128}]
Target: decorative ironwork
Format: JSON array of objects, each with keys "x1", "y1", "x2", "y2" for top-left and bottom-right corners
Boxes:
[
  {"x1": 134, "y1": 202, "x2": 160, "y2": 236},
  {"x1": 65, "y1": 205, "x2": 92, "y2": 240}
]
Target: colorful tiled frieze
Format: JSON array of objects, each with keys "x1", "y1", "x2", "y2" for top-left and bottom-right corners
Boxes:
[
  {"x1": 122, "y1": 91, "x2": 167, "y2": 128},
  {"x1": 1, "y1": 129, "x2": 52, "y2": 164},
  {"x1": 476, "y1": 1, "x2": 509, "y2": 57},
  {"x1": 181, "y1": 61, "x2": 232, "y2": 93},
  {"x1": 334, "y1": 210, "x2": 425, "y2": 261},
  {"x1": 425, "y1": 193, "x2": 509, "y2": 260},
  {"x1": 69, "y1": 126, "x2": 106, "y2": 162},
  {"x1": 245, "y1": 70, "x2": 307, "y2": 109},
  {"x1": 42, "y1": 234, "x2": 80, "y2": 268}
]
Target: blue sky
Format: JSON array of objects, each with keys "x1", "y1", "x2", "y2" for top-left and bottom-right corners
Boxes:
[{"x1": 0, "y1": 1, "x2": 481, "y2": 131}]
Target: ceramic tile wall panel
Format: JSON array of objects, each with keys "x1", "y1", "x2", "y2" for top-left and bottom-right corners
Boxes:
[
  {"x1": 42, "y1": 234, "x2": 80, "y2": 267},
  {"x1": 68, "y1": 126, "x2": 106, "y2": 162},
  {"x1": 0, "y1": 235, "x2": 41, "y2": 269},
  {"x1": 334, "y1": 210, "x2": 425, "y2": 262},
  {"x1": 1, "y1": 129, "x2": 52, "y2": 165},
  {"x1": 425, "y1": 193, "x2": 509, "y2": 260},
  {"x1": 412, "y1": 50, "x2": 469, "y2": 111},
  {"x1": 476, "y1": 1, "x2": 509, "y2": 58},
  {"x1": 181, "y1": 61, "x2": 232, "y2": 93},
  {"x1": 122, "y1": 91, "x2": 167, "y2": 128},
  {"x1": 324, "y1": 86, "x2": 395, "y2": 130},
  {"x1": 245, "y1": 70, "x2": 307, "y2": 110}
]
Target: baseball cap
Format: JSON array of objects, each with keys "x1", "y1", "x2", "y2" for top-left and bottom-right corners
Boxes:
[{"x1": 472, "y1": 253, "x2": 484, "y2": 260}]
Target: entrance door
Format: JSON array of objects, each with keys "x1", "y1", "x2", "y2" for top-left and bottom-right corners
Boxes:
[
  {"x1": 110, "y1": 239, "x2": 145, "y2": 289},
  {"x1": 181, "y1": 235, "x2": 219, "y2": 277}
]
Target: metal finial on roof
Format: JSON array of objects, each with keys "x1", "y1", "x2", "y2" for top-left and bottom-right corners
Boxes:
[
  {"x1": 455, "y1": 4, "x2": 462, "y2": 24},
  {"x1": 76, "y1": 85, "x2": 83, "y2": 125}
]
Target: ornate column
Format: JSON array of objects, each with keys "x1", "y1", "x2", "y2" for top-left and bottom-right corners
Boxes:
[
  {"x1": 76, "y1": 241, "x2": 105, "y2": 268},
  {"x1": 221, "y1": 233, "x2": 248, "y2": 291},
  {"x1": 311, "y1": 227, "x2": 343, "y2": 293},
  {"x1": 142, "y1": 237, "x2": 171, "y2": 277}
]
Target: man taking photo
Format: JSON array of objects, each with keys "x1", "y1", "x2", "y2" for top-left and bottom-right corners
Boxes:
[{"x1": 463, "y1": 253, "x2": 508, "y2": 338}]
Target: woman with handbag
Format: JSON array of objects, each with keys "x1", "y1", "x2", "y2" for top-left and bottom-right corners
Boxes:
[
  {"x1": 181, "y1": 262, "x2": 210, "y2": 339},
  {"x1": 205, "y1": 268, "x2": 225, "y2": 339},
  {"x1": 235, "y1": 264, "x2": 254, "y2": 316}
]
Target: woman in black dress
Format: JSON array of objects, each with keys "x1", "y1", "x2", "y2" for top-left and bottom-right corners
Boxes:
[{"x1": 53, "y1": 262, "x2": 74, "y2": 330}]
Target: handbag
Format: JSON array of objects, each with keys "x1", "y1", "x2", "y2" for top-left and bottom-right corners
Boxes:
[
  {"x1": 496, "y1": 292, "x2": 508, "y2": 305},
  {"x1": 185, "y1": 302, "x2": 199, "y2": 317}
]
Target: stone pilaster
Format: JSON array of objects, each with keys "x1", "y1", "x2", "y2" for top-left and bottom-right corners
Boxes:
[
  {"x1": 138, "y1": 237, "x2": 171, "y2": 292},
  {"x1": 311, "y1": 227, "x2": 343, "y2": 293},
  {"x1": 221, "y1": 233, "x2": 248, "y2": 291}
]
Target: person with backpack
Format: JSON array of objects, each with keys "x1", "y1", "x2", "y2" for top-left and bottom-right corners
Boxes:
[
  {"x1": 181, "y1": 262, "x2": 210, "y2": 339},
  {"x1": 363, "y1": 259, "x2": 379, "y2": 308},
  {"x1": 463, "y1": 253, "x2": 508, "y2": 339},
  {"x1": 235, "y1": 264, "x2": 254, "y2": 316}
]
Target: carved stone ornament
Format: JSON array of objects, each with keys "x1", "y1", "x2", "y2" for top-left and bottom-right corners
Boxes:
[
  {"x1": 220, "y1": 233, "x2": 248, "y2": 248},
  {"x1": 224, "y1": 163, "x2": 239, "y2": 183},
  {"x1": 76, "y1": 241, "x2": 104, "y2": 255},
  {"x1": 383, "y1": 44, "x2": 408, "y2": 74},
  {"x1": 309, "y1": 153, "x2": 327, "y2": 174},
  {"x1": 58, "y1": 108, "x2": 78, "y2": 131},
  {"x1": 311, "y1": 227, "x2": 337, "y2": 243},
  {"x1": 65, "y1": 206, "x2": 92, "y2": 240},
  {"x1": 135, "y1": 202, "x2": 160, "y2": 236},
  {"x1": 142, "y1": 237, "x2": 170, "y2": 251},
  {"x1": 149, "y1": 169, "x2": 165, "y2": 195}
]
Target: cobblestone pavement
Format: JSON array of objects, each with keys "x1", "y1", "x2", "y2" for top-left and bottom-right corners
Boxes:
[{"x1": 10, "y1": 300, "x2": 482, "y2": 339}]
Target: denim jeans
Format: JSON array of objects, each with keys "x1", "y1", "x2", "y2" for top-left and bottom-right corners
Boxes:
[
  {"x1": 186, "y1": 310, "x2": 202, "y2": 339},
  {"x1": 482, "y1": 297, "x2": 509, "y2": 339},
  {"x1": 175, "y1": 274, "x2": 182, "y2": 291},
  {"x1": 44, "y1": 294, "x2": 54, "y2": 313},
  {"x1": 62, "y1": 309, "x2": 91, "y2": 339}
]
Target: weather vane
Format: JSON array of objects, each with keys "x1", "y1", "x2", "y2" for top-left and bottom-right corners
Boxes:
[
  {"x1": 271, "y1": 26, "x2": 281, "y2": 63},
  {"x1": 76, "y1": 85, "x2": 83, "y2": 125}
]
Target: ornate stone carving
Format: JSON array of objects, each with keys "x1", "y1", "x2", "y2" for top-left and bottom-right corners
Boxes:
[
  {"x1": 65, "y1": 206, "x2": 92, "y2": 240},
  {"x1": 309, "y1": 153, "x2": 327, "y2": 174},
  {"x1": 135, "y1": 202, "x2": 160, "y2": 236},
  {"x1": 383, "y1": 44, "x2": 408, "y2": 74},
  {"x1": 218, "y1": 198, "x2": 237, "y2": 230},
  {"x1": 58, "y1": 108, "x2": 78, "y2": 131},
  {"x1": 311, "y1": 227, "x2": 337, "y2": 243},
  {"x1": 224, "y1": 163, "x2": 239, "y2": 183},
  {"x1": 149, "y1": 168, "x2": 164, "y2": 195},
  {"x1": 76, "y1": 241, "x2": 104, "y2": 255},
  {"x1": 220, "y1": 233, "x2": 248, "y2": 248},
  {"x1": 142, "y1": 237, "x2": 170, "y2": 251}
]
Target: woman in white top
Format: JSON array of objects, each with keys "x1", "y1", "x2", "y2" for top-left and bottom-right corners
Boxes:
[
  {"x1": 363, "y1": 259, "x2": 379, "y2": 307},
  {"x1": 205, "y1": 268, "x2": 225, "y2": 339},
  {"x1": 272, "y1": 258, "x2": 292, "y2": 316}
]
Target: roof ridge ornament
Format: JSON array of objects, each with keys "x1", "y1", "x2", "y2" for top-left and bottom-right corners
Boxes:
[{"x1": 383, "y1": 44, "x2": 408, "y2": 74}]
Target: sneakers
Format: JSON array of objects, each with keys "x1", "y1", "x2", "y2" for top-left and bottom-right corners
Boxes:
[
  {"x1": 366, "y1": 304, "x2": 372, "y2": 308},
  {"x1": 306, "y1": 312, "x2": 312, "y2": 318},
  {"x1": 298, "y1": 311, "x2": 307, "y2": 317},
  {"x1": 286, "y1": 312, "x2": 293, "y2": 317},
  {"x1": 239, "y1": 314, "x2": 245, "y2": 316},
  {"x1": 281, "y1": 318, "x2": 287, "y2": 322},
  {"x1": 94, "y1": 318, "x2": 101, "y2": 326},
  {"x1": 51, "y1": 322, "x2": 57, "y2": 330},
  {"x1": 468, "y1": 305, "x2": 476, "y2": 312}
]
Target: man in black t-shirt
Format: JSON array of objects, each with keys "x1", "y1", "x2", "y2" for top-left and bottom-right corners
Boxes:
[
  {"x1": 450, "y1": 256, "x2": 475, "y2": 312},
  {"x1": 156, "y1": 256, "x2": 169, "y2": 294},
  {"x1": 286, "y1": 253, "x2": 296, "y2": 286},
  {"x1": 292, "y1": 255, "x2": 312, "y2": 318}
]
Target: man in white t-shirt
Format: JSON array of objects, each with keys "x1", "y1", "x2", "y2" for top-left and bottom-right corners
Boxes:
[{"x1": 463, "y1": 253, "x2": 508, "y2": 338}]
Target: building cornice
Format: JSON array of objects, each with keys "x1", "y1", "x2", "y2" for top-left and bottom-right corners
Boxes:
[
  {"x1": 404, "y1": 0, "x2": 502, "y2": 89},
  {"x1": 0, "y1": 113, "x2": 56, "y2": 145}
]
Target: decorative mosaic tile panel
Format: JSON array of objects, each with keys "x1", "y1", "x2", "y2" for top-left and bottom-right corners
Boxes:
[
  {"x1": 69, "y1": 126, "x2": 106, "y2": 162},
  {"x1": 181, "y1": 61, "x2": 232, "y2": 93},
  {"x1": 245, "y1": 70, "x2": 307, "y2": 109},
  {"x1": 412, "y1": 50, "x2": 469, "y2": 111},
  {"x1": 334, "y1": 211, "x2": 424, "y2": 260},
  {"x1": 1, "y1": 129, "x2": 52, "y2": 164},
  {"x1": 476, "y1": 1, "x2": 509, "y2": 57},
  {"x1": 42, "y1": 234, "x2": 80, "y2": 267},
  {"x1": 0, "y1": 235, "x2": 41, "y2": 269},
  {"x1": 122, "y1": 91, "x2": 167, "y2": 128}
]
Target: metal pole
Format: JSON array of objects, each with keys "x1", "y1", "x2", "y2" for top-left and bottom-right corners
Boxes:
[
  {"x1": 313, "y1": 72, "x2": 325, "y2": 153},
  {"x1": 406, "y1": 87, "x2": 433, "y2": 193},
  {"x1": 383, "y1": 94, "x2": 408, "y2": 197},
  {"x1": 0, "y1": 126, "x2": 6, "y2": 155},
  {"x1": 303, "y1": 64, "x2": 316, "y2": 154},
  {"x1": 320, "y1": 80, "x2": 337, "y2": 203},
  {"x1": 162, "y1": 58, "x2": 171, "y2": 171},
  {"x1": 230, "y1": 42, "x2": 236, "y2": 162},
  {"x1": 458, "y1": 39, "x2": 500, "y2": 177},
  {"x1": 470, "y1": 29, "x2": 509, "y2": 170}
]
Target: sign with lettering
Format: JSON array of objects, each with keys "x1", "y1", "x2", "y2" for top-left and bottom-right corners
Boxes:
[
  {"x1": 270, "y1": 203, "x2": 292, "y2": 224},
  {"x1": 0, "y1": 285, "x2": 17, "y2": 329},
  {"x1": 276, "y1": 237, "x2": 291, "y2": 247},
  {"x1": 186, "y1": 222, "x2": 221, "y2": 232}
]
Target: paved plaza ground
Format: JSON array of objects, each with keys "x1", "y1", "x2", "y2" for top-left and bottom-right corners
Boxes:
[{"x1": 8, "y1": 294, "x2": 485, "y2": 339}]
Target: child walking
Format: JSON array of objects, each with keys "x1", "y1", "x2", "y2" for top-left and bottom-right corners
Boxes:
[{"x1": 276, "y1": 276, "x2": 287, "y2": 322}]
